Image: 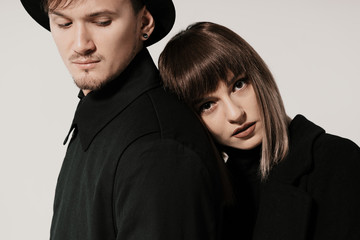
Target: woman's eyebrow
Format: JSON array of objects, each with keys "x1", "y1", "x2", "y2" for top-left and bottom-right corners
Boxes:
[
  {"x1": 193, "y1": 96, "x2": 212, "y2": 106},
  {"x1": 192, "y1": 98, "x2": 204, "y2": 106}
]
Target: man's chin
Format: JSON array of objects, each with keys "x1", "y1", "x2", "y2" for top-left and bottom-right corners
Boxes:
[
  {"x1": 71, "y1": 69, "x2": 121, "y2": 92},
  {"x1": 73, "y1": 76, "x2": 107, "y2": 92}
]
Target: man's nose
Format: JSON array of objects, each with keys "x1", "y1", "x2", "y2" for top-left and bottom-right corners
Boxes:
[
  {"x1": 73, "y1": 25, "x2": 96, "y2": 55},
  {"x1": 225, "y1": 98, "x2": 245, "y2": 124}
]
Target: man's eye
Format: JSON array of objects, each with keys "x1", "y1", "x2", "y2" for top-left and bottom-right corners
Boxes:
[
  {"x1": 58, "y1": 22, "x2": 72, "y2": 28},
  {"x1": 96, "y1": 20, "x2": 112, "y2": 26}
]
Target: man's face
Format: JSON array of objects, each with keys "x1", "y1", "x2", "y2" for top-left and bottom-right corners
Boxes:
[{"x1": 49, "y1": 0, "x2": 145, "y2": 93}]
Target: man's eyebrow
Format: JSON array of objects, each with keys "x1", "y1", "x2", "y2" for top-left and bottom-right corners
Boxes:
[
  {"x1": 48, "y1": 10, "x2": 66, "y2": 17},
  {"x1": 48, "y1": 10, "x2": 117, "y2": 18},
  {"x1": 87, "y1": 10, "x2": 118, "y2": 17}
]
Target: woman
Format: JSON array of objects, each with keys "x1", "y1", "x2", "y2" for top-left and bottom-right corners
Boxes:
[{"x1": 159, "y1": 22, "x2": 360, "y2": 240}]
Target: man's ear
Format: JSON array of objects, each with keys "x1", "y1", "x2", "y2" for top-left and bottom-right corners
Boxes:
[{"x1": 140, "y1": 7, "x2": 155, "y2": 41}]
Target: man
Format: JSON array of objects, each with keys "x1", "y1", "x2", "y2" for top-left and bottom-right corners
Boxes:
[{"x1": 20, "y1": 0, "x2": 230, "y2": 239}]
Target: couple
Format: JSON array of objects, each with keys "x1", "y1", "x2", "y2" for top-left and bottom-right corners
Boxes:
[{"x1": 21, "y1": 0, "x2": 360, "y2": 239}]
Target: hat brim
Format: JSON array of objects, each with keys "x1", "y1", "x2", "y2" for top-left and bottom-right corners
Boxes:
[{"x1": 20, "y1": 0, "x2": 175, "y2": 47}]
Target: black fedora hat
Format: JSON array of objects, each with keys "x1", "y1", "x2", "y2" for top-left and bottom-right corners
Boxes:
[{"x1": 20, "y1": 0, "x2": 176, "y2": 46}]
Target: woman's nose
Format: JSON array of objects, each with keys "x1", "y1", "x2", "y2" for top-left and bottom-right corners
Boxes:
[{"x1": 225, "y1": 98, "x2": 245, "y2": 124}]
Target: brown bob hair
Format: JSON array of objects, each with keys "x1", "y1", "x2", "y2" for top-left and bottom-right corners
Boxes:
[{"x1": 159, "y1": 22, "x2": 290, "y2": 179}]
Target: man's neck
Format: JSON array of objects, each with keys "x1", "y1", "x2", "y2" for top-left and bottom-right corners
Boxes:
[{"x1": 82, "y1": 89, "x2": 91, "y2": 96}]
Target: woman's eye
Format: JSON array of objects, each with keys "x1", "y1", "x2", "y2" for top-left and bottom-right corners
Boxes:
[
  {"x1": 199, "y1": 102, "x2": 214, "y2": 113},
  {"x1": 233, "y1": 79, "x2": 247, "y2": 91}
]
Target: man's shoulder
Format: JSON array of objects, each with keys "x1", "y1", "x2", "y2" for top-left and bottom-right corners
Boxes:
[
  {"x1": 127, "y1": 85, "x2": 215, "y2": 155},
  {"x1": 106, "y1": 85, "x2": 212, "y2": 153},
  {"x1": 117, "y1": 86, "x2": 221, "y2": 182},
  {"x1": 131, "y1": 86, "x2": 207, "y2": 138}
]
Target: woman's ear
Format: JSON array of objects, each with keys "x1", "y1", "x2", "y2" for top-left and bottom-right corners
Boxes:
[{"x1": 140, "y1": 7, "x2": 155, "y2": 41}]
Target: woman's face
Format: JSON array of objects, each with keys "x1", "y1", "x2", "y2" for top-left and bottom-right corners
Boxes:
[{"x1": 195, "y1": 72, "x2": 263, "y2": 150}]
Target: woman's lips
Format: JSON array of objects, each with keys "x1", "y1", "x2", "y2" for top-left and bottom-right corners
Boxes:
[{"x1": 232, "y1": 122, "x2": 256, "y2": 138}]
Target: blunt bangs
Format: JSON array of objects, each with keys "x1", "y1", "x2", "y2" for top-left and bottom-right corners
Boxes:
[{"x1": 159, "y1": 22, "x2": 250, "y2": 106}]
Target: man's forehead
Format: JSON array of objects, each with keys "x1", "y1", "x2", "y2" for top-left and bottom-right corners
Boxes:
[
  {"x1": 47, "y1": 0, "x2": 86, "y2": 11},
  {"x1": 47, "y1": 0, "x2": 130, "y2": 11}
]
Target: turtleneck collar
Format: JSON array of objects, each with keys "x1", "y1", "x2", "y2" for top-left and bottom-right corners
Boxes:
[{"x1": 222, "y1": 144, "x2": 262, "y2": 179}]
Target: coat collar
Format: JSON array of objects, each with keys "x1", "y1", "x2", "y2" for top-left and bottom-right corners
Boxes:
[
  {"x1": 64, "y1": 48, "x2": 160, "y2": 150},
  {"x1": 269, "y1": 114, "x2": 325, "y2": 184},
  {"x1": 253, "y1": 115, "x2": 325, "y2": 240}
]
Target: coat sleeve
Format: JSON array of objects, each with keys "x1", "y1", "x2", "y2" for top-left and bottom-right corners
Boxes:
[
  {"x1": 113, "y1": 137, "x2": 221, "y2": 240},
  {"x1": 309, "y1": 134, "x2": 360, "y2": 240}
]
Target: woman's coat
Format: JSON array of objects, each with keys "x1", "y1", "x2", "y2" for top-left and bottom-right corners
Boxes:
[{"x1": 253, "y1": 115, "x2": 360, "y2": 240}]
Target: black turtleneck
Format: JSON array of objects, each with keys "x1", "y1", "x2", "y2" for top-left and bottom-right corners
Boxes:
[{"x1": 223, "y1": 144, "x2": 262, "y2": 240}]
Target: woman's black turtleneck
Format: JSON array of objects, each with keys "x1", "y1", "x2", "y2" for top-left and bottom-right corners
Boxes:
[{"x1": 223, "y1": 144, "x2": 262, "y2": 240}]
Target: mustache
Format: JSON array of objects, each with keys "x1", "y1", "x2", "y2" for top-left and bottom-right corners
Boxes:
[{"x1": 69, "y1": 53, "x2": 103, "y2": 62}]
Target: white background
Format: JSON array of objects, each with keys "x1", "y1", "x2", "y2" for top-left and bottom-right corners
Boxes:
[{"x1": 1, "y1": 0, "x2": 359, "y2": 239}]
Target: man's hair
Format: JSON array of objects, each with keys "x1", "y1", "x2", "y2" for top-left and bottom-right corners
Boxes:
[
  {"x1": 43, "y1": 0, "x2": 145, "y2": 14},
  {"x1": 159, "y1": 22, "x2": 290, "y2": 179}
]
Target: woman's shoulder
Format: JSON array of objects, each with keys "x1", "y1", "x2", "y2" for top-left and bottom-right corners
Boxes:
[
  {"x1": 287, "y1": 114, "x2": 360, "y2": 180},
  {"x1": 290, "y1": 114, "x2": 359, "y2": 158},
  {"x1": 293, "y1": 115, "x2": 360, "y2": 186},
  {"x1": 314, "y1": 132, "x2": 360, "y2": 158},
  {"x1": 311, "y1": 131, "x2": 360, "y2": 175}
]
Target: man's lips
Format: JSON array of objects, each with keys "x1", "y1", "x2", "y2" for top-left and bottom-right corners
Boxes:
[
  {"x1": 72, "y1": 59, "x2": 101, "y2": 69},
  {"x1": 72, "y1": 59, "x2": 101, "y2": 64},
  {"x1": 232, "y1": 122, "x2": 256, "y2": 138}
]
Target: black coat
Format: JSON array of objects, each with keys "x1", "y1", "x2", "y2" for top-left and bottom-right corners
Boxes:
[
  {"x1": 50, "y1": 49, "x2": 227, "y2": 240},
  {"x1": 253, "y1": 115, "x2": 360, "y2": 240}
]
